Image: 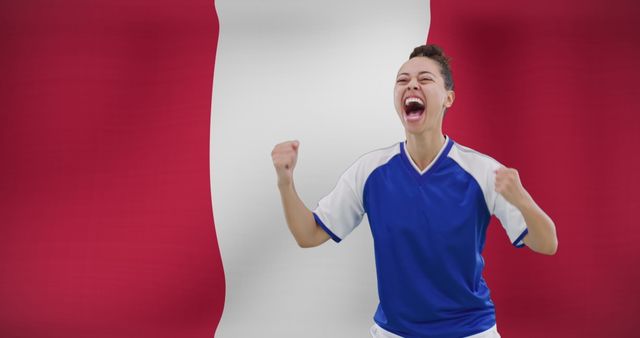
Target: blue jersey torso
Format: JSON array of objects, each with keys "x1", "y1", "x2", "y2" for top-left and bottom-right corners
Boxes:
[{"x1": 313, "y1": 137, "x2": 528, "y2": 338}]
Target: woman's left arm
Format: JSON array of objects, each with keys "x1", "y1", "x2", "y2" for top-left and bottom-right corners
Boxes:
[{"x1": 495, "y1": 167, "x2": 558, "y2": 255}]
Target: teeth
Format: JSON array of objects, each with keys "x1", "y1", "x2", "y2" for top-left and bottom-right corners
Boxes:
[{"x1": 404, "y1": 97, "x2": 424, "y2": 106}]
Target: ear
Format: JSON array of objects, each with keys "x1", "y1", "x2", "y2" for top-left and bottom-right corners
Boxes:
[{"x1": 445, "y1": 90, "x2": 455, "y2": 108}]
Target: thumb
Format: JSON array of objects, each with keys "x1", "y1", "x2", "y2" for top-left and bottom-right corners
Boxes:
[{"x1": 292, "y1": 140, "x2": 300, "y2": 150}]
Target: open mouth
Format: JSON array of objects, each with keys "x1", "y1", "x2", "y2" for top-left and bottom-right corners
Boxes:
[{"x1": 403, "y1": 97, "x2": 425, "y2": 121}]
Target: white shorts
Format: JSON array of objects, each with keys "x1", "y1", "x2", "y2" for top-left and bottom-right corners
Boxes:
[{"x1": 370, "y1": 323, "x2": 501, "y2": 338}]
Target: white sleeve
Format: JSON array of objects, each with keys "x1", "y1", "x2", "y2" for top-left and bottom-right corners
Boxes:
[
  {"x1": 490, "y1": 169, "x2": 529, "y2": 248},
  {"x1": 312, "y1": 162, "x2": 365, "y2": 243},
  {"x1": 448, "y1": 143, "x2": 529, "y2": 248}
]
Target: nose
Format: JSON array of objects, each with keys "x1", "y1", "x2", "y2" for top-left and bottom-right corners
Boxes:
[{"x1": 407, "y1": 77, "x2": 420, "y2": 90}]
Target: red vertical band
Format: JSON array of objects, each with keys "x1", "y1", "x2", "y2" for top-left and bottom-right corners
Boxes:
[{"x1": 0, "y1": 1, "x2": 225, "y2": 337}]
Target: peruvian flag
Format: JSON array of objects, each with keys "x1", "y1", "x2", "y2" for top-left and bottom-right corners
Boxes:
[{"x1": 1, "y1": 1, "x2": 638, "y2": 337}]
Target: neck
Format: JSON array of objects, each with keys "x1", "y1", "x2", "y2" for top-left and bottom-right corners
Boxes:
[{"x1": 405, "y1": 131, "x2": 446, "y2": 171}]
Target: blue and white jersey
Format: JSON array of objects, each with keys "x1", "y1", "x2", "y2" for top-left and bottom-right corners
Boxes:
[{"x1": 312, "y1": 136, "x2": 529, "y2": 338}]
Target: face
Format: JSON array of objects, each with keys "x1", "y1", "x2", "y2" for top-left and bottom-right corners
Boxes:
[{"x1": 394, "y1": 57, "x2": 455, "y2": 136}]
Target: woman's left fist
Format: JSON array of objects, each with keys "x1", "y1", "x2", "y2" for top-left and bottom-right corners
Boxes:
[{"x1": 494, "y1": 167, "x2": 530, "y2": 207}]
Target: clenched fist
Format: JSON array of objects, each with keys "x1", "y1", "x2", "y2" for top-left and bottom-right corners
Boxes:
[
  {"x1": 494, "y1": 166, "x2": 531, "y2": 208},
  {"x1": 271, "y1": 140, "x2": 300, "y2": 187}
]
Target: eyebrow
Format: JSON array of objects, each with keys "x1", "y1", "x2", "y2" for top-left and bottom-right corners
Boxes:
[{"x1": 397, "y1": 71, "x2": 436, "y2": 78}]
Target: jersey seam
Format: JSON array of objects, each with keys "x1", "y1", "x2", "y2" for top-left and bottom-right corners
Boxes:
[
  {"x1": 446, "y1": 155, "x2": 493, "y2": 217},
  {"x1": 340, "y1": 143, "x2": 401, "y2": 202},
  {"x1": 362, "y1": 153, "x2": 403, "y2": 210},
  {"x1": 454, "y1": 143, "x2": 501, "y2": 167}
]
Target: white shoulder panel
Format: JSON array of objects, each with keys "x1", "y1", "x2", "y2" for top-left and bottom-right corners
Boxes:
[
  {"x1": 447, "y1": 143, "x2": 502, "y2": 212},
  {"x1": 313, "y1": 143, "x2": 401, "y2": 241},
  {"x1": 350, "y1": 143, "x2": 402, "y2": 201},
  {"x1": 447, "y1": 142, "x2": 528, "y2": 247}
]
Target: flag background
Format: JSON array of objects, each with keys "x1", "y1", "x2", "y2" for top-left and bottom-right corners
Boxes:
[
  {"x1": 1, "y1": 1, "x2": 224, "y2": 337},
  {"x1": 1, "y1": 0, "x2": 639, "y2": 337}
]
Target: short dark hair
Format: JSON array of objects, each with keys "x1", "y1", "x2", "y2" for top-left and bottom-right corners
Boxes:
[{"x1": 409, "y1": 44, "x2": 454, "y2": 90}]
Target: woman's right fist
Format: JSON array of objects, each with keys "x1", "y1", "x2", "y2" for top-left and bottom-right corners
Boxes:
[{"x1": 271, "y1": 140, "x2": 300, "y2": 186}]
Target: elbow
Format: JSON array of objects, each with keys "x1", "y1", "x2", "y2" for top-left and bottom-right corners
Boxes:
[
  {"x1": 541, "y1": 247, "x2": 557, "y2": 256},
  {"x1": 549, "y1": 240, "x2": 559, "y2": 255},
  {"x1": 297, "y1": 241, "x2": 313, "y2": 249},
  {"x1": 540, "y1": 238, "x2": 558, "y2": 256},
  {"x1": 296, "y1": 238, "x2": 319, "y2": 249},
  {"x1": 530, "y1": 220, "x2": 558, "y2": 255},
  {"x1": 545, "y1": 225, "x2": 559, "y2": 255},
  {"x1": 527, "y1": 234, "x2": 558, "y2": 255}
]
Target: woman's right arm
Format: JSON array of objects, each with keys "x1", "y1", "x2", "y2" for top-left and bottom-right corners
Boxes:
[{"x1": 271, "y1": 140, "x2": 330, "y2": 248}]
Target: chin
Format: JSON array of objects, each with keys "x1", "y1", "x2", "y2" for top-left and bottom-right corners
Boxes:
[
  {"x1": 404, "y1": 126, "x2": 426, "y2": 136},
  {"x1": 404, "y1": 123, "x2": 434, "y2": 136}
]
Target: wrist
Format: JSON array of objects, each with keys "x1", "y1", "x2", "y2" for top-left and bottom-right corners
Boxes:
[{"x1": 277, "y1": 179, "x2": 294, "y2": 190}]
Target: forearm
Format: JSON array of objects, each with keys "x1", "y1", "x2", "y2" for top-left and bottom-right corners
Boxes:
[
  {"x1": 515, "y1": 192, "x2": 558, "y2": 255},
  {"x1": 278, "y1": 181, "x2": 328, "y2": 248}
]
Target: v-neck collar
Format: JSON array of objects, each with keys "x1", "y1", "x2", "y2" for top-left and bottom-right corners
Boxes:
[{"x1": 400, "y1": 136, "x2": 453, "y2": 181}]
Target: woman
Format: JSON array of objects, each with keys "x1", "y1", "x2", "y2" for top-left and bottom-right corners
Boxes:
[{"x1": 271, "y1": 44, "x2": 557, "y2": 338}]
